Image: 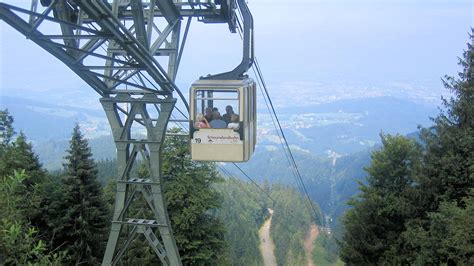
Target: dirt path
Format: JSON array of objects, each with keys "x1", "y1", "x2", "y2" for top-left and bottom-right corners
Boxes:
[
  {"x1": 304, "y1": 224, "x2": 319, "y2": 266},
  {"x1": 259, "y1": 208, "x2": 277, "y2": 266}
]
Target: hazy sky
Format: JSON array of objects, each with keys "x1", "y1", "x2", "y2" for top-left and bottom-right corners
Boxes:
[{"x1": 0, "y1": 0, "x2": 473, "y2": 108}]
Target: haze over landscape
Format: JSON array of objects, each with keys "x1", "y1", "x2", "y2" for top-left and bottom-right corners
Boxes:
[
  {"x1": 0, "y1": 0, "x2": 473, "y2": 264},
  {"x1": 2, "y1": 0, "x2": 471, "y2": 108},
  {"x1": 1, "y1": 0, "x2": 471, "y2": 175},
  {"x1": 2, "y1": 0, "x2": 472, "y2": 232},
  {"x1": 1, "y1": 0, "x2": 471, "y2": 155}
]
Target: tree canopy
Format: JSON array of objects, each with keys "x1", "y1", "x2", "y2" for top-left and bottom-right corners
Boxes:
[
  {"x1": 340, "y1": 31, "x2": 474, "y2": 264},
  {"x1": 50, "y1": 124, "x2": 109, "y2": 264}
]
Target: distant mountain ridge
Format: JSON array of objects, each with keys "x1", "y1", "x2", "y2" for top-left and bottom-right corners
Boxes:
[
  {"x1": 3, "y1": 94, "x2": 437, "y2": 169},
  {"x1": 2, "y1": 94, "x2": 437, "y2": 223},
  {"x1": 1, "y1": 96, "x2": 109, "y2": 141},
  {"x1": 35, "y1": 135, "x2": 115, "y2": 170},
  {"x1": 259, "y1": 96, "x2": 437, "y2": 155}
]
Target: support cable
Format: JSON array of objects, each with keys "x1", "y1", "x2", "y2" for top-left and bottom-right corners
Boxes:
[
  {"x1": 253, "y1": 57, "x2": 320, "y2": 221},
  {"x1": 218, "y1": 164, "x2": 315, "y2": 234},
  {"x1": 218, "y1": 166, "x2": 269, "y2": 210},
  {"x1": 234, "y1": 14, "x2": 306, "y2": 194},
  {"x1": 231, "y1": 163, "x2": 275, "y2": 205},
  {"x1": 233, "y1": 13, "x2": 319, "y2": 220}
]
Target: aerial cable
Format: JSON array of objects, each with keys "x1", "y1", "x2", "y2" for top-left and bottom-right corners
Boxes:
[
  {"x1": 171, "y1": 2, "x2": 319, "y2": 221},
  {"x1": 220, "y1": 165, "x2": 291, "y2": 220},
  {"x1": 254, "y1": 72, "x2": 309, "y2": 214},
  {"x1": 234, "y1": 26, "x2": 297, "y2": 181},
  {"x1": 250, "y1": 68, "x2": 309, "y2": 202},
  {"x1": 252, "y1": 57, "x2": 320, "y2": 221},
  {"x1": 233, "y1": 22, "x2": 315, "y2": 206},
  {"x1": 250, "y1": 66, "x2": 302, "y2": 184},
  {"x1": 173, "y1": 105, "x2": 189, "y2": 120},
  {"x1": 169, "y1": 125, "x2": 277, "y2": 211},
  {"x1": 218, "y1": 166, "x2": 315, "y2": 237},
  {"x1": 177, "y1": 101, "x2": 308, "y2": 226},
  {"x1": 218, "y1": 166, "x2": 270, "y2": 210},
  {"x1": 231, "y1": 163, "x2": 276, "y2": 205},
  {"x1": 233, "y1": 22, "x2": 320, "y2": 220},
  {"x1": 220, "y1": 165, "x2": 315, "y2": 234}
]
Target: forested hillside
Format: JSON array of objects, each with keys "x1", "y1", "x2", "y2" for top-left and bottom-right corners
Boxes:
[
  {"x1": 0, "y1": 118, "x2": 227, "y2": 264},
  {"x1": 339, "y1": 34, "x2": 474, "y2": 264},
  {"x1": 97, "y1": 158, "x2": 333, "y2": 265},
  {"x1": 216, "y1": 178, "x2": 340, "y2": 265},
  {"x1": 35, "y1": 135, "x2": 115, "y2": 170},
  {"x1": 17, "y1": 94, "x2": 436, "y2": 232},
  {"x1": 0, "y1": 110, "x2": 338, "y2": 264},
  {"x1": 32, "y1": 130, "x2": 371, "y2": 229},
  {"x1": 229, "y1": 147, "x2": 372, "y2": 226}
]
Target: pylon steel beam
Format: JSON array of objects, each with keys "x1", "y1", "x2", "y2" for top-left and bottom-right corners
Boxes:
[
  {"x1": 100, "y1": 93, "x2": 180, "y2": 265},
  {"x1": 0, "y1": 1, "x2": 240, "y2": 265}
]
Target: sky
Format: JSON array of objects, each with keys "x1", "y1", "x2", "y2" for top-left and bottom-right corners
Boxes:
[{"x1": 0, "y1": 0, "x2": 473, "y2": 109}]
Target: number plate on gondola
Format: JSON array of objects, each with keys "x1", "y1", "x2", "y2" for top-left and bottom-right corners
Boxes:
[{"x1": 192, "y1": 130, "x2": 242, "y2": 145}]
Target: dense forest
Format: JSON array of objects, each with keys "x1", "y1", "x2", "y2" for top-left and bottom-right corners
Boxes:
[
  {"x1": 0, "y1": 108, "x2": 336, "y2": 264},
  {"x1": 233, "y1": 146, "x2": 371, "y2": 226},
  {"x1": 339, "y1": 34, "x2": 474, "y2": 264}
]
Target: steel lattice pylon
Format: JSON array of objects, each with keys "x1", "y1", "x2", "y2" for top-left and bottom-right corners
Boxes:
[{"x1": 0, "y1": 1, "x2": 240, "y2": 265}]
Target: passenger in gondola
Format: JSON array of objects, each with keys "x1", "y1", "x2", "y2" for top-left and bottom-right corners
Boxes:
[
  {"x1": 195, "y1": 113, "x2": 210, "y2": 129},
  {"x1": 223, "y1": 105, "x2": 236, "y2": 125},
  {"x1": 227, "y1": 114, "x2": 240, "y2": 130},
  {"x1": 209, "y1": 111, "x2": 226, "y2": 128},
  {"x1": 204, "y1": 107, "x2": 213, "y2": 122}
]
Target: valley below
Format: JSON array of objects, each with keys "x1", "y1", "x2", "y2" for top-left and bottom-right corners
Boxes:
[{"x1": 2, "y1": 94, "x2": 440, "y2": 226}]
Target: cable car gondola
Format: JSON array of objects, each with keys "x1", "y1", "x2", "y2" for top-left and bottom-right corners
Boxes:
[
  {"x1": 189, "y1": 0, "x2": 255, "y2": 162},
  {"x1": 190, "y1": 78, "x2": 256, "y2": 162}
]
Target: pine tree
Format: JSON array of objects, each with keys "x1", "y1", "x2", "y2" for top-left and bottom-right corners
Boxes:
[
  {"x1": 0, "y1": 110, "x2": 45, "y2": 184},
  {"x1": 0, "y1": 109, "x2": 16, "y2": 172},
  {"x1": 340, "y1": 31, "x2": 474, "y2": 264},
  {"x1": 4, "y1": 133, "x2": 46, "y2": 185},
  {"x1": 401, "y1": 190, "x2": 474, "y2": 264},
  {"x1": 400, "y1": 30, "x2": 474, "y2": 265},
  {"x1": 416, "y1": 30, "x2": 474, "y2": 210},
  {"x1": 53, "y1": 124, "x2": 109, "y2": 264},
  {"x1": 0, "y1": 111, "x2": 49, "y2": 236},
  {"x1": 4, "y1": 133, "x2": 51, "y2": 242},
  {"x1": 0, "y1": 109, "x2": 15, "y2": 148},
  {"x1": 339, "y1": 134, "x2": 421, "y2": 264}
]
